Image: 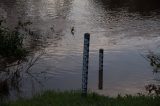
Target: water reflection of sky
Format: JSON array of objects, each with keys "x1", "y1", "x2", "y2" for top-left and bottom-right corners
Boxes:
[{"x1": 0, "y1": 0, "x2": 160, "y2": 99}]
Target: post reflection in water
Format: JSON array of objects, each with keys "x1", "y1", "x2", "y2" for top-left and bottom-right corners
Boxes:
[{"x1": 0, "y1": 0, "x2": 160, "y2": 99}]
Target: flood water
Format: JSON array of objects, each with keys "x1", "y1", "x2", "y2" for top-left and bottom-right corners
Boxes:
[{"x1": 0, "y1": 0, "x2": 160, "y2": 99}]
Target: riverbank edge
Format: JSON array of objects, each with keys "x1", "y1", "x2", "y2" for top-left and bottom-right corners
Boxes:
[{"x1": 2, "y1": 90, "x2": 160, "y2": 106}]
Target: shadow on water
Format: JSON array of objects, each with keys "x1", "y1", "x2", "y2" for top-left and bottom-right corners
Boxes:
[
  {"x1": 100, "y1": 0, "x2": 160, "y2": 15},
  {"x1": 0, "y1": 52, "x2": 45, "y2": 102},
  {"x1": 0, "y1": 0, "x2": 73, "y2": 101},
  {"x1": 0, "y1": 19, "x2": 64, "y2": 102},
  {"x1": 0, "y1": 20, "x2": 64, "y2": 102}
]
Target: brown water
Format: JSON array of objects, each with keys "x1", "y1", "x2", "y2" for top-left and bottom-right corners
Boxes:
[{"x1": 0, "y1": 0, "x2": 160, "y2": 99}]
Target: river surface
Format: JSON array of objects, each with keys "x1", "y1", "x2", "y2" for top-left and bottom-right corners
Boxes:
[{"x1": 0, "y1": 0, "x2": 160, "y2": 99}]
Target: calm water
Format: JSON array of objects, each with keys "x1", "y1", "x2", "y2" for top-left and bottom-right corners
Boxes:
[{"x1": 0, "y1": 0, "x2": 160, "y2": 99}]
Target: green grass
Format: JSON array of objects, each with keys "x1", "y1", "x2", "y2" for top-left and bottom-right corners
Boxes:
[{"x1": 3, "y1": 91, "x2": 160, "y2": 106}]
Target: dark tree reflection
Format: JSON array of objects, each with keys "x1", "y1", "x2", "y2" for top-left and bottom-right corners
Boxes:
[
  {"x1": 147, "y1": 52, "x2": 160, "y2": 73},
  {"x1": 100, "y1": 0, "x2": 160, "y2": 15},
  {"x1": 140, "y1": 52, "x2": 160, "y2": 96},
  {"x1": 0, "y1": 52, "x2": 45, "y2": 101}
]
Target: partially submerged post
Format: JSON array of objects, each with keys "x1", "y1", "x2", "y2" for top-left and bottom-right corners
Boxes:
[
  {"x1": 82, "y1": 33, "x2": 90, "y2": 96},
  {"x1": 99, "y1": 49, "x2": 104, "y2": 90}
]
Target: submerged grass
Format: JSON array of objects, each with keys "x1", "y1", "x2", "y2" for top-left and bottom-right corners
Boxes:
[{"x1": 3, "y1": 91, "x2": 160, "y2": 106}]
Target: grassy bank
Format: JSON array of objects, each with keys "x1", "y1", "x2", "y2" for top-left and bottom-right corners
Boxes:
[{"x1": 3, "y1": 91, "x2": 160, "y2": 106}]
